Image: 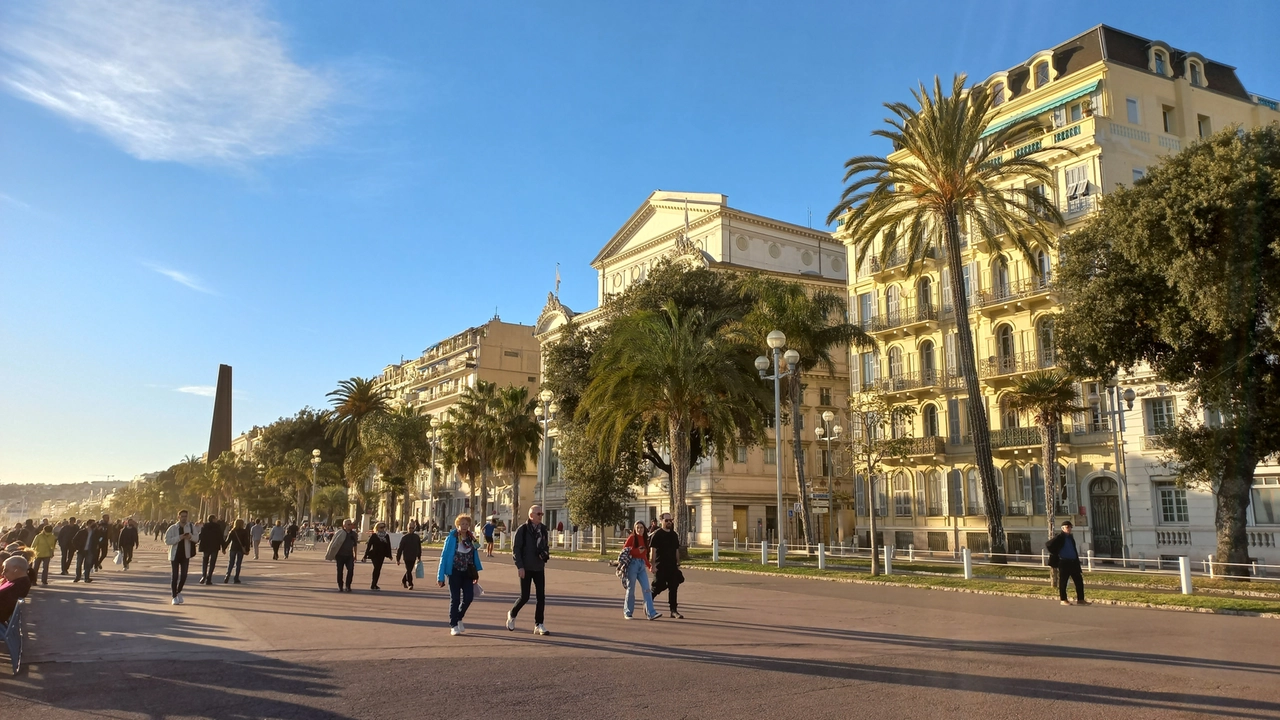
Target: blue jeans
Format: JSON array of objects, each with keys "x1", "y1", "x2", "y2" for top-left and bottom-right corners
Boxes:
[
  {"x1": 448, "y1": 569, "x2": 474, "y2": 627},
  {"x1": 224, "y1": 549, "x2": 244, "y2": 580},
  {"x1": 624, "y1": 558, "x2": 656, "y2": 617}
]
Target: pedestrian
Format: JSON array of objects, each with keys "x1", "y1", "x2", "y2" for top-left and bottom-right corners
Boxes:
[
  {"x1": 621, "y1": 520, "x2": 661, "y2": 620},
  {"x1": 1046, "y1": 520, "x2": 1088, "y2": 606},
  {"x1": 18, "y1": 519, "x2": 37, "y2": 546},
  {"x1": 507, "y1": 504, "x2": 550, "y2": 635},
  {"x1": 166, "y1": 510, "x2": 197, "y2": 605},
  {"x1": 57, "y1": 517, "x2": 79, "y2": 576},
  {"x1": 223, "y1": 519, "x2": 251, "y2": 584},
  {"x1": 396, "y1": 526, "x2": 422, "y2": 590},
  {"x1": 284, "y1": 520, "x2": 299, "y2": 559},
  {"x1": 250, "y1": 519, "x2": 265, "y2": 560},
  {"x1": 648, "y1": 512, "x2": 684, "y2": 619},
  {"x1": 94, "y1": 514, "x2": 112, "y2": 570},
  {"x1": 483, "y1": 517, "x2": 496, "y2": 558},
  {"x1": 324, "y1": 519, "x2": 358, "y2": 592},
  {"x1": 197, "y1": 515, "x2": 223, "y2": 585},
  {"x1": 31, "y1": 524, "x2": 56, "y2": 586},
  {"x1": 363, "y1": 522, "x2": 393, "y2": 591},
  {"x1": 269, "y1": 520, "x2": 285, "y2": 559},
  {"x1": 0, "y1": 556, "x2": 32, "y2": 626},
  {"x1": 118, "y1": 518, "x2": 140, "y2": 570},
  {"x1": 72, "y1": 519, "x2": 105, "y2": 583},
  {"x1": 436, "y1": 514, "x2": 483, "y2": 636}
]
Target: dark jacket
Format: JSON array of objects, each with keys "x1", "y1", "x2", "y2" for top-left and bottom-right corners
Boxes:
[
  {"x1": 198, "y1": 522, "x2": 224, "y2": 553},
  {"x1": 512, "y1": 521, "x2": 550, "y2": 572},
  {"x1": 648, "y1": 527, "x2": 681, "y2": 577},
  {"x1": 57, "y1": 523, "x2": 79, "y2": 549},
  {"x1": 118, "y1": 526, "x2": 139, "y2": 551},
  {"x1": 396, "y1": 532, "x2": 422, "y2": 563},
  {"x1": 1045, "y1": 531, "x2": 1079, "y2": 567},
  {"x1": 0, "y1": 576, "x2": 32, "y2": 624},
  {"x1": 223, "y1": 527, "x2": 252, "y2": 554},
  {"x1": 363, "y1": 533, "x2": 393, "y2": 561},
  {"x1": 18, "y1": 524, "x2": 37, "y2": 545},
  {"x1": 71, "y1": 526, "x2": 106, "y2": 555}
]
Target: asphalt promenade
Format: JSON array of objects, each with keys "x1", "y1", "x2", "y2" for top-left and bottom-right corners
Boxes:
[{"x1": 3, "y1": 537, "x2": 1280, "y2": 719}]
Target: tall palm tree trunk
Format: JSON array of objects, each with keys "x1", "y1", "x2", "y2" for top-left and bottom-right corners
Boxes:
[
  {"x1": 480, "y1": 470, "x2": 489, "y2": 522},
  {"x1": 1042, "y1": 415, "x2": 1059, "y2": 587},
  {"x1": 510, "y1": 470, "x2": 521, "y2": 536},
  {"x1": 669, "y1": 415, "x2": 691, "y2": 559},
  {"x1": 789, "y1": 378, "x2": 815, "y2": 549},
  {"x1": 944, "y1": 213, "x2": 1007, "y2": 560},
  {"x1": 866, "y1": 469, "x2": 879, "y2": 576}
]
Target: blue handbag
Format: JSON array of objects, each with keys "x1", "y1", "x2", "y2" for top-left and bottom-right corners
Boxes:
[{"x1": 414, "y1": 560, "x2": 425, "y2": 579}]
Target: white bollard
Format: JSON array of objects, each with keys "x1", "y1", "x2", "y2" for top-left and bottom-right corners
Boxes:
[
  {"x1": 1041, "y1": 549, "x2": 1048, "y2": 566},
  {"x1": 712, "y1": 539, "x2": 720, "y2": 563},
  {"x1": 818, "y1": 543, "x2": 826, "y2": 570},
  {"x1": 778, "y1": 540, "x2": 787, "y2": 567},
  {"x1": 1086, "y1": 550, "x2": 1094, "y2": 572},
  {"x1": 908, "y1": 543, "x2": 915, "y2": 562},
  {"x1": 762, "y1": 540, "x2": 769, "y2": 566},
  {"x1": 1209, "y1": 554, "x2": 1216, "y2": 578},
  {"x1": 883, "y1": 545, "x2": 894, "y2": 575},
  {"x1": 962, "y1": 548, "x2": 973, "y2": 580},
  {"x1": 1179, "y1": 556, "x2": 1193, "y2": 595}
]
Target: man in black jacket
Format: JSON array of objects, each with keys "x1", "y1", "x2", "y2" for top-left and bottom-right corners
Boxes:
[
  {"x1": 72, "y1": 520, "x2": 106, "y2": 583},
  {"x1": 1046, "y1": 520, "x2": 1089, "y2": 606},
  {"x1": 58, "y1": 518, "x2": 79, "y2": 575},
  {"x1": 118, "y1": 519, "x2": 140, "y2": 571},
  {"x1": 198, "y1": 516, "x2": 224, "y2": 585},
  {"x1": 649, "y1": 513, "x2": 685, "y2": 619},
  {"x1": 507, "y1": 505, "x2": 550, "y2": 635},
  {"x1": 396, "y1": 529, "x2": 423, "y2": 590}
]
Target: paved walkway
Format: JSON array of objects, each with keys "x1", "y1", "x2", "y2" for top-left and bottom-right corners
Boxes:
[{"x1": 3, "y1": 538, "x2": 1279, "y2": 718}]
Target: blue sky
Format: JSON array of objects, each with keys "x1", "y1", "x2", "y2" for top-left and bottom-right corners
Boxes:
[{"x1": 2, "y1": 0, "x2": 1277, "y2": 485}]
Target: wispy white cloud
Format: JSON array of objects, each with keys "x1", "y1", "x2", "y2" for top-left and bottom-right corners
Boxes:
[
  {"x1": 0, "y1": 0, "x2": 336, "y2": 165},
  {"x1": 146, "y1": 263, "x2": 216, "y2": 295},
  {"x1": 0, "y1": 192, "x2": 31, "y2": 210},
  {"x1": 175, "y1": 386, "x2": 217, "y2": 398}
]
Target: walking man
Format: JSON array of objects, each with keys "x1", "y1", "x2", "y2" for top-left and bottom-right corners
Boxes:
[
  {"x1": 197, "y1": 515, "x2": 223, "y2": 585},
  {"x1": 284, "y1": 520, "x2": 299, "y2": 559},
  {"x1": 324, "y1": 519, "x2": 358, "y2": 592},
  {"x1": 166, "y1": 510, "x2": 197, "y2": 605},
  {"x1": 1047, "y1": 520, "x2": 1089, "y2": 606},
  {"x1": 507, "y1": 504, "x2": 550, "y2": 635},
  {"x1": 250, "y1": 519, "x2": 265, "y2": 560},
  {"x1": 58, "y1": 517, "x2": 79, "y2": 575},
  {"x1": 483, "y1": 516, "x2": 496, "y2": 558},
  {"x1": 73, "y1": 519, "x2": 105, "y2": 583},
  {"x1": 648, "y1": 513, "x2": 684, "y2": 619},
  {"x1": 396, "y1": 526, "x2": 423, "y2": 590},
  {"x1": 94, "y1": 514, "x2": 112, "y2": 571},
  {"x1": 118, "y1": 518, "x2": 140, "y2": 571}
]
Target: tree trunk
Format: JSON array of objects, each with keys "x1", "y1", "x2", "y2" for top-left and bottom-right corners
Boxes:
[
  {"x1": 669, "y1": 415, "x2": 691, "y2": 560},
  {"x1": 866, "y1": 466, "x2": 879, "y2": 576},
  {"x1": 1042, "y1": 416, "x2": 1059, "y2": 588},
  {"x1": 943, "y1": 212, "x2": 1007, "y2": 561},
  {"x1": 511, "y1": 469, "x2": 522, "y2": 535},
  {"x1": 1216, "y1": 460, "x2": 1254, "y2": 578},
  {"x1": 790, "y1": 376, "x2": 816, "y2": 549},
  {"x1": 480, "y1": 469, "x2": 489, "y2": 522}
]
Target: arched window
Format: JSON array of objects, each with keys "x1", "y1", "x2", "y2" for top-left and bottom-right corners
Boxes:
[
  {"x1": 927, "y1": 471, "x2": 943, "y2": 516},
  {"x1": 997, "y1": 324, "x2": 1016, "y2": 372},
  {"x1": 966, "y1": 469, "x2": 983, "y2": 515},
  {"x1": 993, "y1": 259, "x2": 1010, "y2": 299},
  {"x1": 1036, "y1": 249, "x2": 1052, "y2": 288},
  {"x1": 893, "y1": 471, "x2": 912, "y2": 517},
  {"x1": 1037, "y1": 317, "x2": 1056, "y2": 367},
  {"x1": 920, "y1": 340, "x2": 936, "y2": 385},
  {"x1": 1029, "y1": 464, "x2": 1047, "y2": 515},
  {"x1": 992, "y1": 82, "x2": 1006, "y2": 106},
  {"x1": 923, "y1": 403, "x2": 939, "y2": 438},
  {"x1": 888, "y1": 346, "x2": 903, "y2": 380},
  {"x1": 1035, "y1": 61, "x2": 1050, "y2": 88},
  {"x1": 918, "y1": 276, "x2": 933, "y2": 314},
  {"x1": 886, "y1": 285, "x2": 901, "y2": 324},
  {"x1": 947, "y1": 469, "x2": 964, "y2": 516},
  {"x1": 1189, "y1": 61, "x2": 1202, "y2": 86},
  {"x1": 1154, "y1": 51, "x2": 1167, "y2": 76},
  {"x1": 1001, "y1": 395, "x2": 1020, "y2": 429}
]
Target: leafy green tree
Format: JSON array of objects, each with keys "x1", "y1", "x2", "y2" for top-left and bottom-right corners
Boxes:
[
  {"x1": 846, "y1": 392, "x2": 917, "y2": 575},
  {"x1": 828, "y1": 75, "x2": 1066, "y2": 559},
  {"x1": 493, "y1": 385, "x2": 542, "y2": 526},
  {"x1": 266, "y1": 448, "x2": 340, "y2": 520},
  {"x1": 312, "y1": 485, "x2": 352, "y2": 523},
  {"x1": 559, "y1": 419, "x2": 645, "y2": 554},
  {"x1": 739, "y1": 274, "x2": 872, "y2": 547},
  {"x1": 1056, "y1": 124, "x2": 1280, "y2": 576},
  {"x1": 360, "y1": 406, "x2": 433, "y2": 528},
  {"x1": 256, "y1": 407, "x2": 345, "y2": 473}
]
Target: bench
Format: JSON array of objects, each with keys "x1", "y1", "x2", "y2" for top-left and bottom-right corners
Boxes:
[{"x1": 2, "y1": 598, "x2": 24, "y2": 675}]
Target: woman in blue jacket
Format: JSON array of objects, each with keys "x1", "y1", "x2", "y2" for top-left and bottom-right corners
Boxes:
[{"x1": 437, "y1": 513, "x2": 483, "y2": 635}]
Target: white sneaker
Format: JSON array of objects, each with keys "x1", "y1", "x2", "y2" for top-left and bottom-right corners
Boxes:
[
  {"x1": 171, "y1": 597, "x2": 179, "y2": 605},
  {"x1": 456, "y1": 621, "x2": 465, "y2": 634},
  {"x1": 175, "y1": 593, "x2": 184, "y2": 605},
  {"x1": 534, "y1": 624, "x2": 549, "y2": 635},
  {"x1": 450, "y1": 626, "x2": 460, "y2": 636},
  {"x1": 506, "y1": 612, "x2": 516, "y2": 631}
]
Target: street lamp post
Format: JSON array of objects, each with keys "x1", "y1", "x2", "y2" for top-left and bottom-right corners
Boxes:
[
  {"x1": 535, "y1": 390, "x2": 558, "y2": 515},
  {"x1": 816, "y1": 410, "x2": 842, "y2": 547},
  {"x1": 1090, "y1": 378, "x2": 1137, "y2": 561},
  {"x1": 756, "y1": 330, "x2": 799, "y2": 567},
  {"x1": 428, "y1": 417, "x2": 441, "y2": 528},
  {"x1": 309, "y1": 450, "x2": 321, "y2": 523}
]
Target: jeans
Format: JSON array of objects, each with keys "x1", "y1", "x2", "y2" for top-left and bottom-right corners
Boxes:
[
  {"x1": 510, "y1": 569, "x2": 545, "y2": 624},
  {"x1": 336, "y1": 555, "x2": 354, "y2": 589},
  {"x1": 224, "y1": 549, "x2": 244, "y2": 580},
  {"x1": 201, "y1": 551, "x2": 220, "y2": 581},
  {"x1": 624, "y1": 558, "x2": 656, "y2": 617},
  {"x1": 1058, "y1": 558, "x2": 1085, "y2": 602},
  {"x1": 76, "y1": 550, "x2": 94, "y2": 581},
  {"x1": 171, "y1": 556, "x2": 190, "y2": 597},
  {"x1": 448, "y1": 569, "x2": 474, "y2": 627},
  {"x1": 370, "y1": 557, "x2": 385, "y2": 588},
  {"x1": 122, "y1": 545, "x2": 134, "y2": 569},
  {"x1": 271, "y1": 541, "x2": 282, "y2": 559},
  {"x1": 34, "y1": 556, "x2": 51, "y2": 584}
]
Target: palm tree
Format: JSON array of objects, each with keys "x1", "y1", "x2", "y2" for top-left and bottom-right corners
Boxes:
[
  {"x1": 360, "y1": 406, "x2": 433, "y2": 528},
  {"x1": 1005, "y1": 369, "x2": 1083, "y2": 580},
  {"x1": 312, "y1": 485, "x2": 352, "y2": 523},
  {"x1": 493, "y1": 385, "x2": 543, "y2": 527},
  {"x1": 451, "y1": 381, "x2": 500, "y2": 519},
  {"x1": 828, "y1": 75, "x2": 1066, "y2": 559},
  {"x1": 326, "y1": 377, "x2": 389, "y2": 523},
  {"x1": 740, "y1": 275, "x2": 873, "y2": 548},
  {"x1": 583, "y1": 300, "x2": 767, "y2": 552}
]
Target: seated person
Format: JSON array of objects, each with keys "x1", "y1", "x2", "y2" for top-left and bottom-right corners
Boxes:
[{"x1": 0, "y1": 556, "x2": 32, "y2": 628}]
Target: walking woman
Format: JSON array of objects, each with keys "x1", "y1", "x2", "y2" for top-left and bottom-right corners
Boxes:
[
  {"x1": 269, "y1": 520, "x2": 285, "y2": 560},
  {"x1": 397, "y1": 526, "x2": 423, "y2": 590},
  {"x1": 622, "y1": 520, "x2": 661, "y2": 620},
  {"x1": 363, "y1": 522, "x2": 393, "y2": 590},
  {"x1": 436, "y1": 514, "x2": 483, "y2": 635},
  {"x1": 222, "y1": 519, "x2": 251, "y2": 584}
]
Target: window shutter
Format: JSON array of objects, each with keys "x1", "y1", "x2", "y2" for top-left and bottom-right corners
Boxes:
[
  {"x1": 940, "y1": 474, "x2": 949, "y2": 516},
  {"x1": 1021, "y1": 467, "x2": 1033, "y2": 510},
  {"x1": 1053, "y1": 106, "x2": 1066, "y2": 128},
  {"x1": 941, "y1": 267, "x2": 952, "y2": 311}
]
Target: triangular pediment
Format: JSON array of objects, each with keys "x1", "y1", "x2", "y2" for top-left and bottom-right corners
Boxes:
[{"x1": 590, "y1": 191, "x2": 726, "y2": 269}]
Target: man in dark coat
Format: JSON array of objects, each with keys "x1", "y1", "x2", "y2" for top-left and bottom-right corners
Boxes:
[
  {"x1": 72, "y1": 520, "x2": 106, "y2": 583},
  {"x1": 396, "y1": 529, "x2": 423, "y2": 590},
  {"x1": 197, "y1": 516, "x2": 224, "y2": 585},
  {"x1": 57, "y1": 518, "x2": 80, "y2": 575},
  {"x1": 508, "y1": 505, "x2": 551, "y2": 635},
  {"x1": 648, "y1": 512, "x2": 685, "y2": 619},
  {"x1": 1046, "y1": 520, "x2": 1089, "y2": 606},
  {"x1": 118, "y1": 519, "x2": 140, "y2": 571}
]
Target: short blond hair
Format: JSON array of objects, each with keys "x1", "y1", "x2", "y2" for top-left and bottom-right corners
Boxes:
[{"x1": 454, "y1": 513, "x2": 473, "y2": 528}]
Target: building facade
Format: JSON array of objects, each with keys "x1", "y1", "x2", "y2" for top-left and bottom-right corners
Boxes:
[{"x1": 840, "y1": 25, "x2": 1280, "y2": 564}]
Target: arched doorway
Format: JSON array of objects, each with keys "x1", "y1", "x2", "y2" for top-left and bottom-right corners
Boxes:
[{"x1": 1089, "y1": 476, "x2": 1123, "y2": 558}]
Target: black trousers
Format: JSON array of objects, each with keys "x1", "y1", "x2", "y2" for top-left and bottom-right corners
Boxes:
[
  {"x1": 370, "y1": 557, "x2": 385, "y2": 588},
  {"x1": 652, "y1": 571, "x2": 680, "y2": 611},
  {"x1": 271, "y1": 541, "x2": 282, "y2": 559},
  {"x1": 201, "y1": 551, "x2": 220, "y2": 581},
  {"x1": 336, "y1": 555, "x2": 354, "y2": 589},
  {"x1": 402, "y1": 557, "x2": 420, "y2": 587},
  {"x1": 76, "y1": 550, "x2": 94, "y2": 581},
  {"x1": 171, "y1": 556, "x2": 190, "y2": 597},
  {"x1": 122, "y1": 545, "x2": 134, "y2": 569},
  {"x1": 96, "y1": 542, "x2": 109, "y2": 569},
  {"x1": 60, "y1": 546, "x2": 73, "y2": 574},
  {"x1": 510, "y1": 570, "x2": 545, "y2": 624},
  {"x1": 1058, "y1": 559, "x2": 1085, "y2": 602}
]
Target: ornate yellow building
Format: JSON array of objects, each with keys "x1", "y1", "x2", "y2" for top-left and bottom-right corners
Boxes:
[{"x1": 842, "y1": 25, "x2": 1280, "y2": 561}]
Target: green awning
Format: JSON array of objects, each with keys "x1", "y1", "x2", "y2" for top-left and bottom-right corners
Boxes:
[{"x1": 981, "y1": 81, "x2": 1100, "y2": 137}]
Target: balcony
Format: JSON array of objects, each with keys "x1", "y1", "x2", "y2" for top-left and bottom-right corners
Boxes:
[
  {"x1": 1156, "y1": 530, "x2": 1193, "y2": 547},
  {"x1": 870, "y1": 300, "x2": 939, "y2": 334},
  {"x1": 979, "y1": 349, "x2": 1056, "y2": 380},
  {"x1": 975, "y1": 276, "x2": 1054, "y2": 312},
  {"x1": 869, "y1": 246, "x2": 940, "y2": 277},
  {"x1": 1141, "y1": 433, "x2": 1168, "y2": 452},
  {"x1": 1065, "y1": 193, "x2": 1097, "y2": 220},
  {"x1": 990, "y1": 426, "x2": 1043, "y2": 449},
  {"x1": 866, "y1": 370, "x2": 933, "y2": 395},
  {"x1": 906, "y1": 436, "x2": 946, "y2": 456}
]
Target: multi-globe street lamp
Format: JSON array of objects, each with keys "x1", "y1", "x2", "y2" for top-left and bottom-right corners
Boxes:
[
  {"x1": 535, "y1": 389, "x2": 559, "y2": 514},
  {"x1": 428, "y1": 417, "x2": 442, "y2": 527},
  {"x1": 309, "y1": 449, "x2": 321, "y2": 523},
  {"x1": 815, "y1": 409, "x2": 842, "y2": 547},
  {"x1": 1089, "y1": 377, "x2": 1137, "y2": 560},
  {"x1": 755, "y1": 329, "x2": 799, "y2": 566}
]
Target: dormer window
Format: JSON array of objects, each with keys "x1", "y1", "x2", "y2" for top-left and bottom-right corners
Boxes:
[
  {"x1": 1190, "y1": 61, "x2": 1203, "y2": 87},
  {"x1": 1034, "y1": 61, "x2": 1049, "y2": 88},
  {"x1": 992, "y1": 82, "x2": 1005, "y2": 106},
  {"x1": 1154, "y1": 51, "x2": 1167, "y2": 76}
]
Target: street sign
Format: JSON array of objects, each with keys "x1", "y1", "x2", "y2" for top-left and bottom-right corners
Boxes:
[
  {"x1": 810, "y1": 492, "x2": 830, "y2": 500},
  {"x1": 787, "y1": 510, "x2": 794, "y2": 518},
  {"x1": 811, "y1": 507, "x2": 829, "y2": 514},
  {"x1": 793, "y1": 502, "x2": 802, "y2": 513}
]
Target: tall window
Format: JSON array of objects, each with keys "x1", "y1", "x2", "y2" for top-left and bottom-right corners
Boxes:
[
  {"x1": 1029, "y1": 464, "x2": 1047, "y2": 515},
  {"x1": 819, "y1": 387, "x2": 832, "y2": 406},
  {"x1": 736, "y1": 445, "x2": 747, "y2": 464},
  {"x1": 992, "y1": 82, "x2": 1005, "y2": 105},
  {"x1": 1037, "y1": 250, "x2": 1052, "y2": 287},
  {"x1": 966, "y1": 469, "x2": 983, "y2": 515},
  {"x1": 764, "y1": 447, "x2": 776, "y2": 465},
  {"x1": 947, "y1": 469, "x2": 964, "y2": 516},
  {"x1": 1157, "y1": 482, "x2": 1189, "y2": 523},
  {"x1": 888, "y1": 346, "x2": 903, "y2": 380},
  {"x1": 918, "y1": 276, "x2": 933, "y2": 312},
  {"x1": 1146, "y1": 397, "x2": 1176, "y2": 433},
  {"x1": 1198, "y1": 115, "x2": 1211, "y2": 138},
  {"x1": 858, "y1": 293, "x2": 873, "y2": 330},
  {"x1": 1190, "y1": 62, "x2": 1203, "y2": 87},
  {"x1": 993, "y1": 259, "x2": 1010, "y2": 299},
  {"x1": 861, "y1": 351, "x2": 877, "y2": 390},
  {"x1": 1162, "y1": 105, "x2": 1175, "y2": 134},
  {"x1": 1037, "y1": 317, "x2": 1056, "y2": 366},
  {"x1": 927, "y1": 471, "x2": 943, "y2": 516},
  {"x1": 1035, "y1": 61, "x2": 1049, "y2": 88},
  {"x1": 886, "y1": 285, "x2": 901, "y2": 323},
  {"x1": 920, "y1": 340, "x2": 936, "y2": 385},
  {"x1": 923, "y1": 404, "x2": 939, "y2": 438},
  {"x1": 1127, "y1": 97, "x2": 1140, "y2": 125},
  {"x1": 893, "y1": 472, "x2": 912, "y2": 517},
  {"x1": 1154, "y1": 51, "x2": 1167, "y2": 75},
  {"x1": 997, "y1": 324, "x2": 1015, "y2": 369},
  {"x1": 1252, "y1": 477, "x2": 1280, "y2": 524}
]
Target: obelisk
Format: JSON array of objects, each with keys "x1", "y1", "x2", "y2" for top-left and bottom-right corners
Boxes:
[{"x1": 208, "y1": 364, "x2": 233, "y2": 462}]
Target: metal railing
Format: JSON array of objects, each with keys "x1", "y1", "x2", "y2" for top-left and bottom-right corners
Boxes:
[
  {"x1": 978, "y1": 349, "x2": 1056, "y2": 378},
  {"x1": 990, "y1": 426, "x2": 1043, "y2": 448},
  {"x1": 870, "y1": 300, "x2": 938, "y2": 332},
  {"x1": 1141, "y1": 433, "x2": 1168, "y2": 451},
  {"x1": 974, "y1": 276, "x2": 1054, "y2": 308}
]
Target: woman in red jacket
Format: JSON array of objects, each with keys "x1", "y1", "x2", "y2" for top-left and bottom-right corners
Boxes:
[{"x1": 621, "y1": 520, "x2": 660, "y2": 620}]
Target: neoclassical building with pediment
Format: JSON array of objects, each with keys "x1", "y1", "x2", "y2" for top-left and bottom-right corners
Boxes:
[{"x1": 535, "y1": 190, "x2": 856, "y2": 544}]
